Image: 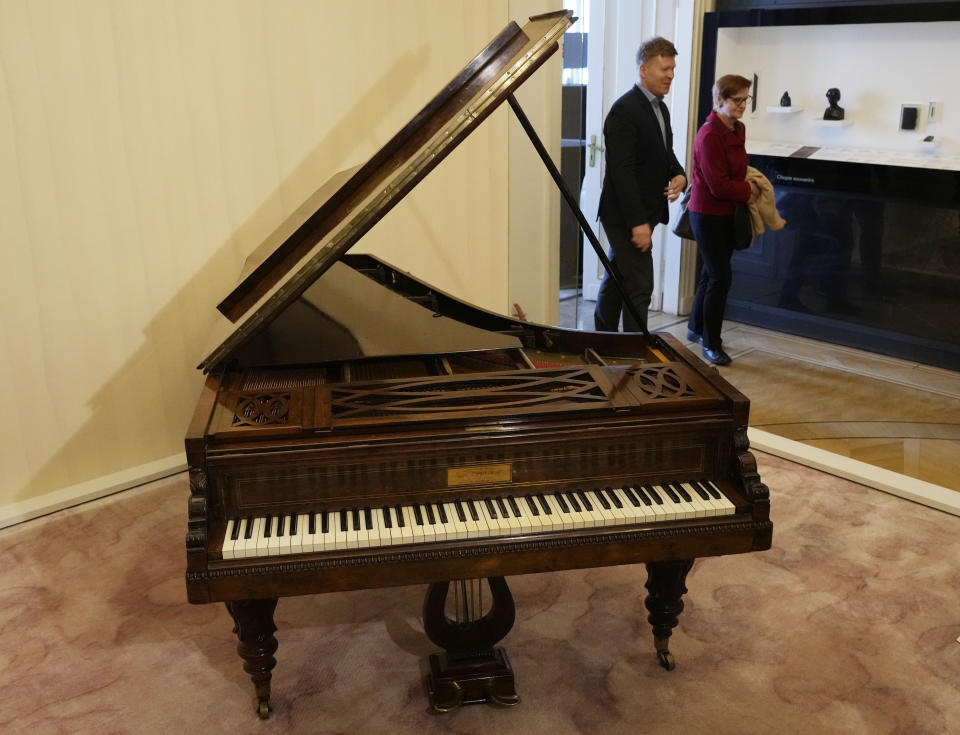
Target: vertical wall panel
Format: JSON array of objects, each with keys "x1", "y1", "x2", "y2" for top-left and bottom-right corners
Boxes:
[{"x1": 0, "y1": 0, "x2": 557, "y2": 512}]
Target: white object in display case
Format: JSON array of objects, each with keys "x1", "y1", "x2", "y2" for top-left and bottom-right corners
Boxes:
[
  {"x1": 813, "y1": 118, "x2": 852, "y2": 126},
  {"x1": 767, "y1": 106, "x2": 802, "y2": 113}
]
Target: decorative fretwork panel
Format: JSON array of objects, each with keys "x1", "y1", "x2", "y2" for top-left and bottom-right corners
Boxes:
[
  {"x1": 631, "y1": 366, "x2": 698, "y2": 399},
  {"x1": 330, "y1": 369, "x2": 607, "y2": 419},
  {"x1": 232, "y1": 393, "x2": 292, "y2": 426}
]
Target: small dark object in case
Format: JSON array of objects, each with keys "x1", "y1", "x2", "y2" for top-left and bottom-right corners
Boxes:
[{"x1": 900, "y1": 106, "x2": 918, "y2": 131}]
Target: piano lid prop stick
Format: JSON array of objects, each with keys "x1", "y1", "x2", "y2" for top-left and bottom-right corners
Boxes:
[{"x1": 506, "y1": 94, "x2": 655, "y2": 343}]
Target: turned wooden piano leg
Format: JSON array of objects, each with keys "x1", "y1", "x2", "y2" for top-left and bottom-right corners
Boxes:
[
  {"x1": 226, "y1": 598, "x2": 279, "y2": 718},
  {"x1": 644, "y1": 559, "x2": 694, "y2": 671}
]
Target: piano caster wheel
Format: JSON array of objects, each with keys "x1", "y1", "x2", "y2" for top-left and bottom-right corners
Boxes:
[
  {"x1": 256, "y1": 698, "x2": 272, "y2": 719},
  {"x1": 657, "y1": 651, "x2": 675, "y2": 671},
  {"x1": 431, "y1": 681, "x2": 465, "y2": 713}
]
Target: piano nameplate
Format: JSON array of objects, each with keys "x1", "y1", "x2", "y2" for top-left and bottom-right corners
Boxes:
[{"x1": 447, "y1": 464, "x2": 512, "y2": 487}]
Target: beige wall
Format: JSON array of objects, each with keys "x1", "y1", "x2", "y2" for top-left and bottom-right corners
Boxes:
[{"x1": 0, "y1": 0, "x2": 560, "y2": 520}]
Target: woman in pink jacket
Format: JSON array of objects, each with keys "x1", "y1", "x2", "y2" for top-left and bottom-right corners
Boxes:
[{"x1": 686, "y1": 74, "x2": 759, "y2": 366}]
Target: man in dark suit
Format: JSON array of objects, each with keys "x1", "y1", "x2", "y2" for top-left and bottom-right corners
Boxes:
[{"x1": 594, "y1": 37, "x2": 686, "y2": 332}]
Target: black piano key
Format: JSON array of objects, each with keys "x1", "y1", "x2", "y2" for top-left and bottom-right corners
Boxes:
[
  {"x1": 640, "y1": 485, "x2": 657, "y2": 505},
  {"x1": 437, "y1": 503, "x2": 448, "y2": 524},
  {"x1": 593, "y1": 490, "x2": 610, "y2": 510},
  {"x1": 230, "y1": 519, "x2": 241, "y2": 541},
  {"x1": 576, "y1": 491, "x2": 593, "y2": 511},
  {"x1": 623, "y1": 486, "x2": 641, "y2": 507},
  {"x1": 468, "y1": 500, "x2": 480, "y2": 522},
  {"x1": 263, "y1": 515, "x2": 273, "y2": 538},
  {"x1": 425, "y1": 504, "x2": 436, "y2": 525},
  {"x1": 276, "y1": 515, "x2": 286, "y2": 536},
  {"x1": 495, "y1": 497, "x2": 510, "y2": 517},
  {"x1": 321, "y1": 510, "x2": 329, "y2": 534},
  {"x1": 454, "y1": 501, "x2": 466, "y2": 523},
  {"x1": 351, "y1": 508, "x2": 361, "y2": 531},
  {"x1": 413, "y1": 504, "x2": 424, "y2": 525},
  {"x1": 382, "y1": 507, "x2": 393, "y2": 529},
  {"x1": 363, "y1": 507, "x2": 373, "y2": 530},
  {"x1": 642, "y1": 485, "x2": 662, "y2": 505},
  {"x1": 555, "y1": 493, "x2": 570, "y2": 513},
  {"x1": 507, "y1": 496, "x2": 522, "y2": 517},
  {"x1": 289, "y1": 514, "x2": 298, "y2": 536},
  {"x1": 484, "y1": 498, "x2": 498, "y2": 519},
  {"x1": 308, "y1": 512, "x2": 317, "y2": 535},
  {"x1": 674, "y1": 483, "x2": 692, "y2": 502},
  {"x1": 566, "y1": 492, "x2": 581, "y2": 512},
  {"x1": 525, "y1": 496, "x2": 540, "y2": 516},
  {"x1": 536, "y1": 494, "x2": 552, "y2": 515},
  {"x1": 606, "y1": 488, "x2": 623, "y2": 509},
  {"x1": 662, "y1": 484, "x2": 681, "y2": 503},
  {"x1": 340, "y1": 509, "x2": 348, "y2": 532},
  {"x1": 702, "y1": 480, "x2": 722, "y2": 500},
  {"x1": 690, "y1": 481, "x2": 710, "y2": 501},
  {"x1": 395, "y1": 505, "x2": 406, "y2": 527}
]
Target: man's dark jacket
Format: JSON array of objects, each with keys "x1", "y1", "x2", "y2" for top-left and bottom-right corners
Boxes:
[{"x1": 598, "y1": 85, "x2": 685, "y2": 230}]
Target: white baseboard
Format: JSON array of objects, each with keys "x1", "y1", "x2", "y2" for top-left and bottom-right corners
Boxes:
[
  {"x1": 0, "y1": 453, "x2": 187, "y2": 530},
  {"x1": 748, "y1": 427, "x2": 960, "y2": 517}
]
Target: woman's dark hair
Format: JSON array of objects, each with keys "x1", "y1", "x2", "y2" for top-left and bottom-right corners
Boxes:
[{"x1": 713, "y1": 74, "x2": 752, "y2": 108}]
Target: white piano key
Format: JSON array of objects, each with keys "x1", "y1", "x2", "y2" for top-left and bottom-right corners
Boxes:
[
  {"x1": 266, "y1": 516, "x2": 281, "y2": 556},
  {"x1": 582, "y1": 490, "x2": 615, "y2": 526},
  {"x1": 428, "y1": 503, "x2": 447, "y2": 542},
  {"x1": 391, "y1": 506, "x2": 410, "y2": 545},
  {"x1": 254, "y1": 517, "x2": 270, "y2": 555},
  {"x1": 544, "y1": 494, "x2": 574, "y2": 530},
  {"x1": 377, "y1": 507, "x2": 394, "y2": 545},
  {"x1": 406, "y1": 505, "x2": 425, "y2": 543},
  {"x1": 443, "y1": 502, "x2": 467, "y2": 540},
  {"x1": 679, "y1": 482, "x2": 710, "y2": 518},
  {"x1": 417, "y1": 504, "x2": 437, "y2": 543},
  {"x1": 302, "y1": 512, "x2": 319, "y2": 552},
  {"x1": 666, "y1": 484, "x2": 700, "y2": 520},
  {"x1": 464, "y1": 500, "x2": 487, "y2": 537},
  {"x1": 642, "y1": 485, "x2": 673, "y2": 521},
  {"x1": 520, "y1": 495, "x2": 546, "y2": 532},
  {"x1": 493, "y1": 497, "x2": 515, "y2": 532},
  {"x1": 478, "y1": 499, "x2": 505, "y2": 536},
  {"x1": 560, "y1": 492, "x2": 587, "y2": 529},
  {"x1": 354, "y1": 509, "x2": 371, "y2": 548},
  {"x1": 290, "y1": 513, "x2": 307, "y2": 554},
  {"x1": 536, "y1": 494, "x2": 560, "y2": 531},
  {"x1": 331, "y1": 510, "x2": 348, "y2": 550},
  {"x1": 703, "y1": 480, "x2": 736, "y2": 515},
  {"x1": 605, "y1": 488, "x2": 636, "y2": 524},
  {"x1": 367, "y1": 506, "x2": 383, "y2": 546},
  {"x1": 222, "y1": 519, "x2": 238, "y2": 559},
  {"x1": 618, "y1": 487, "x2": 654, "y2": 523}
]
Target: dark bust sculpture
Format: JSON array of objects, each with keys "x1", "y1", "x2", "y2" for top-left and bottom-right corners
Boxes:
[
  {"x1": 780, "y1": 91, "x2": 791, "y2": 107},
  {"x1": 824, "y1": 87, "x2": 844, "y2": 120}
]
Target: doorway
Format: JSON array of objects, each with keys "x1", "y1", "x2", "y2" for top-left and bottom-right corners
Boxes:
[{"x1": 557, "y1": 0, "x2": 700, "y2": 330}]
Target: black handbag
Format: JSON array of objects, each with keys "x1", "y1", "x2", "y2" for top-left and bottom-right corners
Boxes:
[
  {"x1": 733, "y1": 202, "x2": 754, "y2": 250},
  {"x1": 671, "y1": 188, "x2": 695, "y2": 240}
]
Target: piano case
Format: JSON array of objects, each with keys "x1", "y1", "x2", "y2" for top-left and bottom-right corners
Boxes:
[{"x1": 183, "y1": 9, "x2": 772, "y2": 718}]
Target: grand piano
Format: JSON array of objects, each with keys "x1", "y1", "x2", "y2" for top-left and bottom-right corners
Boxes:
[{"x1": 184, "y1": 10, "x2": 772, "y2": 718}]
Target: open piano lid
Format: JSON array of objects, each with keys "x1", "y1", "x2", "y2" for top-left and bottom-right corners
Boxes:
[{"x1": 199, "y1": 10, "x2": 574, "y2": 372}]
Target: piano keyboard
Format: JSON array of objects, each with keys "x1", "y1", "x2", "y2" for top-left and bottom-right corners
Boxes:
[{"x1": 220, "y1": 481, "x2": 736, "y2": 560}]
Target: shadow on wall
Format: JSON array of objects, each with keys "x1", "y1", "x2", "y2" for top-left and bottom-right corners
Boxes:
[{"x1": 18, "y1": 47, "x2": 435, "y2": 503}]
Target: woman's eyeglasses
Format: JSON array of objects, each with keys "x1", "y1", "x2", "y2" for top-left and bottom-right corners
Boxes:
[{"x1": 729, "y1": 95, "x2": 752, "y2": 106}]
